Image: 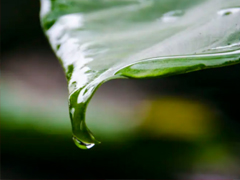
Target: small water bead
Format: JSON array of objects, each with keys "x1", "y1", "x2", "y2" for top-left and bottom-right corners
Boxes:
[
  {"x1": 160, "y1": 10, "x2": 184, "y2": 23},
  {"x1": 72, "y1": 136, "x2": 95, "y2": 149},
  {"x1": 217, "y1": 8, "x2": 240, "y2": 16}
]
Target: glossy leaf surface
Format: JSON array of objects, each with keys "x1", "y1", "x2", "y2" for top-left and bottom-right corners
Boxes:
[{"x1": 40, "y1": 0, "x2": 240, "y2": 148}]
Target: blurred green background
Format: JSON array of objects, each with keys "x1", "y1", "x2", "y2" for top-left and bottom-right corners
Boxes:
[{"x1": 1, "y1": 0, "x2": 240, "y2": 179}]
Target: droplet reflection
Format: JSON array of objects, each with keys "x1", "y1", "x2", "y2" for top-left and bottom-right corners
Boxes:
[{"x1": 72, "y1": 136, "x2": 95, "y2": 149}]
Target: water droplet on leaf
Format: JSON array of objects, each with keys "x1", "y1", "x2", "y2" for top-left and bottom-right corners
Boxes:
[
  {"x1": 160, "y1": 10, "x2": 184, "y2": 22},
  {"x1": 217, "y1": 8, "x2": 240, "y2": 16}
]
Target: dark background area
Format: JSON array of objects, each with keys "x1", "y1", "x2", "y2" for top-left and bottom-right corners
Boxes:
[{"x1": 1, "y1": 0, "x2": 240, "y2": 179}]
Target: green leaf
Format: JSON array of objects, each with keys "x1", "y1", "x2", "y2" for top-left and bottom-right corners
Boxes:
[{"x1": 40, "y1": 0, "x2": 240, "y2": 149}]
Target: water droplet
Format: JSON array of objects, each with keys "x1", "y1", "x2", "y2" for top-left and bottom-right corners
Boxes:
[
  {"x1": 72, "y1": 136, "x2": 95, "y2": 149},
  {"x1": 217, "y1": 8, "x2": 240, "y2": 16},
  {"x1": 69, "y1": 90, "x2": 101, "y2": 149},
  {"x1": 160, "y1": 10, "x2": 184, "y2": 23}
]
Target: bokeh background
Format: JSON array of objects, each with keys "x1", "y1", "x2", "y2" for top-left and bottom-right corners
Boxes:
[{"x1": 1, "y1": 0, "x2": 240, "y2": 179}]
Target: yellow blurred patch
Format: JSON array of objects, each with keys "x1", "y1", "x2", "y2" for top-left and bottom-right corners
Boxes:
[{"x1": 139, "y1": 96, "x2": 217, "y2": 140}]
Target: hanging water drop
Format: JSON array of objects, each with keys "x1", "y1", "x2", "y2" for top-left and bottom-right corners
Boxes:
[
  {"x1": 72, "y1": 136, "x2": 95, "y2": 149},
  {"x1": 69, "y1": 89, "x2": 101, "y2": 149}
]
